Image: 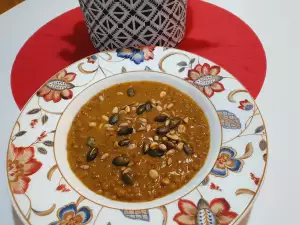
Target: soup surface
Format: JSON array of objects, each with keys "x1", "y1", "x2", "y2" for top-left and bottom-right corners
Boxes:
[{"x1": 67, "y1": 81, "x2": 210, "y2": 202}]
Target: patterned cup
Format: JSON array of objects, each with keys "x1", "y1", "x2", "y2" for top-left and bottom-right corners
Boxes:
[{"x1": 79, "y1": 0, "x2": 187, "y2": 51}]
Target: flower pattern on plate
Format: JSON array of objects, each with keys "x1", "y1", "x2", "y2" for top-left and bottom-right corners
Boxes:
[
  {"x1": 173, "y1": 198, "x2": 237, "y2": 225},
  {"x1": 185, "y1": 63, "x2": 224, "y2": 98},
  {"x1": 211, "y1": 147, "x2": 244, "y2": 177},
  {"x1": 238, "y1": 99, "x2": 253, "y2": 111},
  {"x1": 87, "y1": 55, "x2": 97, "y2": 64},
  {"x1": 116, "y1": 46, "x2": 155, "y2": 64},
  {"x1": 37, "y1": 69, "x2": 76, "y2": 103},
  {"x1": 49, "y1": 203, "x2": 93, "y2": 225},
  {"x1": 7, "y1": 143, "x2": 42, "y2": 194},
  {"x1": 7, "y1": 47, "x2": 268, "y2": 225}
]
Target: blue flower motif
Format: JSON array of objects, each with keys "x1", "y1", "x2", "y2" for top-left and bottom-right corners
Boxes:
[
  {"x1": 238, "y1": 99, "x2": 254, "y2": 111},
  {"x1": 211, "y1": 147, "x2": 244, "y2": 177},
  {"x1": 87, "y1": 55, "x2": 97, "y2": 64},
  {"x1": 116, "y1": 46, "x2": 155, "y2": 65},
  {"x1": 49, "y1": 203, "x2": 92, "y2": 225}
]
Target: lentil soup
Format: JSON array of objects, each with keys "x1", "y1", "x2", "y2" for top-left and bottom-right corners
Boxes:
[{"x1": 67, "y1": 81, "x2": 210, "y2": 202}]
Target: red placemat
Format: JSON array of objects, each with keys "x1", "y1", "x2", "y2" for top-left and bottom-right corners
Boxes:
[{"x1": 11, "y1": 0, "x2": 266, "y2": 109}]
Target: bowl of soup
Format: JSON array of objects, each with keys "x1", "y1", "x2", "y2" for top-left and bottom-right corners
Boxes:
[{"x1": 54, "y1": 71, "x2": 221, "y2": 209}]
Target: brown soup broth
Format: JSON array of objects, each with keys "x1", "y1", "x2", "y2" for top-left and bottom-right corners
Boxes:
[{"x1": 67, "y1": 81, "x2": 210, "y2": 202}]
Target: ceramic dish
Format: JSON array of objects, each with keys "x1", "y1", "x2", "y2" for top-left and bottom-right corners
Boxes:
[{"x1": 7, "y1": 47, "x2": 268, "y2": 225}]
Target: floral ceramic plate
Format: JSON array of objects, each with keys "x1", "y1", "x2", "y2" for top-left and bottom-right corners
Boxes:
[{"x1": 7, "y1": 47, "x2": 268, "y2": 225}]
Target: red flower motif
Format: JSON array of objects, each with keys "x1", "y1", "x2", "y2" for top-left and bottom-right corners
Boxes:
[
  {"x1": 174, "y1": 198, "x2": 237, "y2": 225},
  {"x1": 210, "y1": 183, "x2": 222, "y2": 191},
  {"x1": 56, "y1": 184, "x2": 71, "y2": 192},
  {"x1": 137, "y1": 46, "x2": 155, "y2": 60},
  {"x1": 238, "y1": 99, "x2": 254, "y2": 111},
  {"x1": 37, "y1": 69, "x2": 76, "y2": 103},
  {"x1": 185, "y1": 63, "x2": 224, "y2": 98},
  {"x1": 250, "y1": 173, "x2": 261, "y2": 185},
  {"x1": 30, "y1": 119, "x2": 38, "y2": 128},
  {"x1": 7, "y1": 144, "x2": 42, "y2": 194},
  {"x1": 37, "y1": 131, "x2": 47, "y2": 142}
]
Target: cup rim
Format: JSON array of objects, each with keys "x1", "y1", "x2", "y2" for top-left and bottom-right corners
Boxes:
[{"x1": 54, "y1": 71, "x2": 222, "y2": 209}]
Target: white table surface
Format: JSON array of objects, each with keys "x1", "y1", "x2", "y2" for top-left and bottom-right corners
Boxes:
[{"x1": 0, "y1": 0, "x2": 299, "y2": 224}]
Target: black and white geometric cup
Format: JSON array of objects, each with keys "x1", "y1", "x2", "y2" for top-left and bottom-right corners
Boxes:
[{"x1": 79, "y1": 0, "x2": 187, "y2": 51}]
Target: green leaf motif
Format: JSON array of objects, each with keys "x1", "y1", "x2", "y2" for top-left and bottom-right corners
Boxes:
[
  {"x1": 255, "y1": 125, "x2": 265, "y2": 134},
  {"x1": 37, "y1": 147, "x2": 47, "y2": 154},
  {"x1": 178, "y1": 67, "x2": 185, "y2": 73},
  {"x1": 41, "y1": 115, "x2": 48, "y2": 125},
  {"x1": 15, "y1": 131, "x2": 27, "y2": 137},
  {"x1": 43, "y1": 141, "x2": 54, "y2": 147},
  {"x1": 177, "y1": 61, "x2": 187, "y2": 66},
  {"x1": 27, "y1": 108, "x2": 41, "y2": 115},
  {"x1": 190, "y1": 58, "x2": 196, "y2": 65}
]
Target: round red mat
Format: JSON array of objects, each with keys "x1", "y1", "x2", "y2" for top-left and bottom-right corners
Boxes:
[{"x1": 11, "y1": 0, "x2": 266, "y2": 109}]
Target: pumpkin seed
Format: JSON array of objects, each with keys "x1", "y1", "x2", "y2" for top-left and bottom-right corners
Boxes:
[
  {"x1": 99, "y1": 95, "x2": 104, "y2": 102},
  {"x1": 165, "y1": 119, "x2": 170, "y2": 126},
  {"x1": 128, "y1": 144, "x2": 137, "y2": 149},
  {"x1": 122, "y1": 172, "x2": 134, "y2": 185},
  {"x1": 169, "y1": 117, "x2": 181, "y2": 129},
  {"x1": 89, "y1": 122, "x2": 97, "y2": 127},
  {"x1": 112, "y1": 155, "x2": 130, "y2": 166},
  {"x1": 123, "y1": 168, "x2": 132, "y2": 174},
  {"x1": 112, "y1": 107, "x2": 119, "y2": 114},
  {"x1": 117, "y1": 92, "x2": 124, "y2": 96},
  {"x1": 136, "y1": 104, "x2": 146, "y2": 115},
  {"x1": 166, "y1": 149, "x2": 175, "y2": 155},
  {"x1": 149, "y1": 169, "x2": 159, "y2": 179},
  {"x1": 159, "y1": 144, "x2": 167, "y2": 151},
  {"x1": 137, "y1": 126, "x2": 146, "y2": 131},
  {"x1": 156, "y1": 126, "x2": 170, "y2": 135},
  {"x1": 156, "y1": 105, "x2": 163, "y2": 111},
  {"x1": 148, "y1": 149, "x2": 165, "y2": 157},
  {"x1": 164, "y1": 141, "x2": 176, "y2": 150},
  {"x1": 178, "y1": 124, "x2": 186, "y2": 133},
  {"x1": 145, "y1": 101, "x2": 152, "y2": 112},
  {"x1": 109, "y1": 113, "x2": 120, "y2": 125},
  {"x1": 161, "y1": 177, "x2": 170, "y2": 185},
  {"x1": 160, "y1": 91, "x2": 166, "y2": 98},
  {"x1": 138, "y1": 118, "x2": 147, "y2": 123},
  {"x1": 146, "y1": 124, "x2": 151, "y2": 132},
  {"x1": 80, "y1": 165, "x2": 90, "y2": 170},
  {"x1": 183, "y1": 117, "x2": 189, "y2": 124},
  {"x1": 155, "y1": 115, "x2": 169, "y2": 122},
  {"x1": 87, "y1": 137, "x2": 96, "y2": 148},
  {"x1": 125, "y1": 106, "x2": 131, "y2": 113},
  {"x1": 117, "y1": 127, "x2": 133, "y2": 136},
  {"x1": 167, "y1": 158, "x2": 172, "y2": 166},
  {"x1": 150, "y1": 142, "x2": 159, "y2": 149},
  {"x1": 101, "y1": 153, "x2": 109, "y2": 160},
  {"x1": 127, "y1": 87, "x2": 135, "y2": 97},
  {"x1": 166, "y1": 133, "x2": 179, "y2": 140},
  {"x1": 183, "y1": 144, "x2": 194, "y2": 155},
  {"x1": 177, "y1": 142, "x2": 184, "y2": 150},
  {"x1": 119, "y1": 122, "x2": 129, "y2": 127},
  {"x1": 118, "y1": 139, "x2": 131, "y2": 147},
  {"x1": 98, "y1": 123, "x2": 104, "y2": 130},
  {"x1": 87, "y1": 148, "x2": 99, "y2": 162},
  {"x1": 167, "y1": 103, "x2": 174, "y2": 109},
  {"x1": 142, "y1": 143, "x2": 150, "y2": 154}
]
